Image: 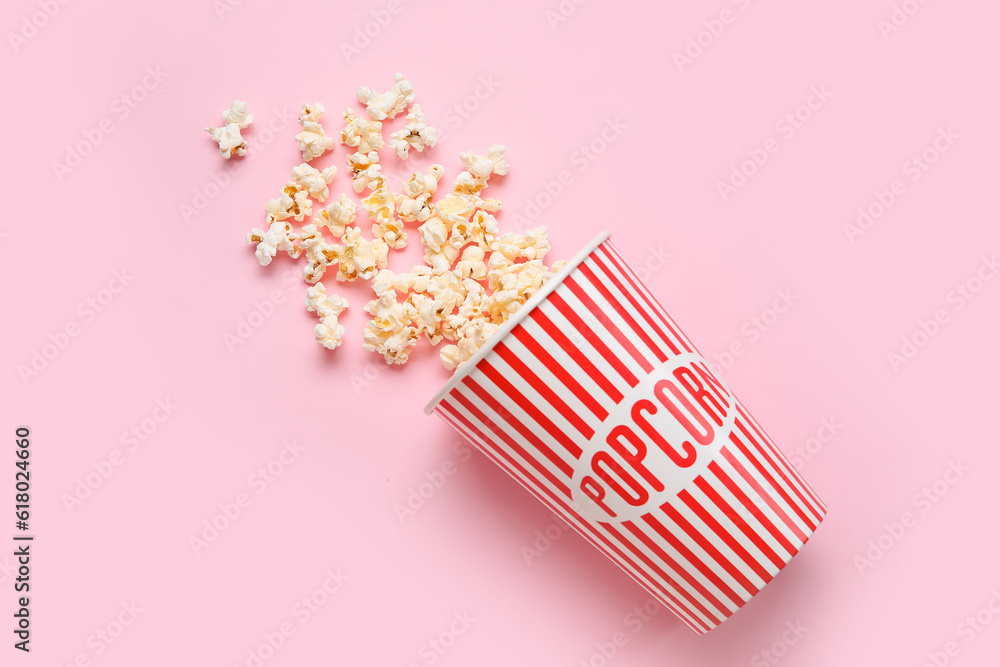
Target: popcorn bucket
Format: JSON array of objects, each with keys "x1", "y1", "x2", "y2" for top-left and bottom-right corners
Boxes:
[{"x1": 424, "y1": 231, "x2": 827, "y2": 634}]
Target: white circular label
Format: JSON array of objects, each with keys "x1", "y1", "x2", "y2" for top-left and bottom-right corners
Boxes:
[{"x1": 570, "y1": 353, "x2": 737, "y2": 523}]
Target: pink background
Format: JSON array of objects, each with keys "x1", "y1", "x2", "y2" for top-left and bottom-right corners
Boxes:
[{"x1": 4, "y1": 0, "x2": 1000, "y2": 665}]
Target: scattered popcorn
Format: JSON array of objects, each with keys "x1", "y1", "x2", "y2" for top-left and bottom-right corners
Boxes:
[
  {"x1": 292, "y1": 224, "x2": 342, "y2": 284},
  {"x1": 266, "y1": 182, "x2": 313, "y2": 223},
  {"x1": 454, "y1": 245, "x2": 488, "y2": 280},
  {"x1": 290, "y1": 163, "x2": 338, "y2": 202},
  {"x1": 341, "y1": 108, "x2": 385, "y2": 153},
  {"x1": 362, "y1": 181, "x2": 406, "y2": 249},
  {"x1": 314, "y1": 194, "x2": 357, "y2": 238},
  {"x1": 337, "y1": 226, "x2": 389, "y2": 282},
  {"x1": 347, "y1": 151, "x2": 382, "y2": 193},
  {"x1": 461, "y1": 144, "x2": 509, "y2": 179},
  {"x1": 242, "y1": 79, "x2": 563, "y2": 367},
  {"x1": 246, "y1": 220, "x2": 294, "y2": 266},
  {"x1": 362, "y1": 286, "x2": 420, "y2": 365},
  {"x1": 452, "y1": 144, "x2": 509, "y2": 192},
  {"x1": 295, "y1": 102, "x2": 337, "y2": 162},
  {"x1": 305, "y1": 283, "x2": 349, "y2": 350},
  {"x1": 394, "y1": 165, "x2": 442, "y2": 223},
  {"x1": 356, "y1": 73, "x2": 415, "y2": 121},
  {"x1": 205, "y1": 100, "x2": 253, "y2": 159},
  {"x1": 389, "y1": 104, "x2": 437, "y2": 159}
]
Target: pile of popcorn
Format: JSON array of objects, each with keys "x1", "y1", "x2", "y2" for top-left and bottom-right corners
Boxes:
[{"x1": 211, "y1": 74, "x2": 563, "y2": 369}]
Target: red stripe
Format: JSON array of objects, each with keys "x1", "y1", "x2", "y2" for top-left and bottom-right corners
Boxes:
[
  {"x1": 450, "y1": 388, "x2": 572, "y2": 496},
  {"x1": 531, "y1": 308, "x2": 623, "y2": 403},
  {"x1": 660, "y1": 501, "x2": 759, "y2": 596},
  {"x1": 548, "y1": 290, "x2": 639, "y2": 388},
  {"x1": 564, "y1": 274, "x2": 655, "y2": 373},
  {"x1": 511, "y1": 324, "x2": 608, "y2": 421},
  {"x1": 678, "y1": 489, "x2": 773, "y2": 583},
  {"x1": 439, "y1": 401, "x2": 708, "y2": 633},
  {"x1": 600, "y1": 243, "x2": 692, "y2": 353},
  {"x1": 641, "y1": 513, "x2": 747, "y2": 608},
  {"x1": 709, "y1": 460, "x2": 799, "y2": 557},
  {"x1": 479, "y1": 359, "x2": 583, "y2": 459},
  {"x1": 735, "y1": 405, "x2": 822, "y2": 514},
  {"x1": 603, "y1": 241, "x2": 694, "y2": 345},
  {"x1": 694, "y1": 475, "x2": 786, "y2": 569},
  {"x1": 582, "y1": 257, "x2": 669, "y2": 362},
  {"x1": 726, "y1": 430, "x2": 810, "y2": 541},
  {"x1": 622, "y1": 521, "x2": 733, "y2": 616},
  {"x1": 601, "y1": 522, "x2": 723, "y2": 625},
  {"x1": 436, "y1": 407, "x2": 488, "y2": 451},
  {"x1": 461, "y1": 377, "x2": 575, "y2": 478},
  {"x1": 733, "y1": 417, "x2": 817, "y2": 530},
  {"x1": 736, "y1": 404, "x2": 825, "y2": 516},
  {"x1": 592, "y1": 248, "x2": 680, "y2": 356},
  {"x1": 494, "y1": 342, "x2": 594, "y2": 441}
]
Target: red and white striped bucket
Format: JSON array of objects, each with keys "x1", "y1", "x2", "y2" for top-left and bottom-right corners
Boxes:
[{"x1": 424, "y1": 231, "x2": 827, "y2": 634}]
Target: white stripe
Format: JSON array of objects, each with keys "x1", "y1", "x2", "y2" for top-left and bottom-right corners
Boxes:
[
  {"x1": 670, "y1": 496, "x2": 770, "y2": 591},
  {"x1": 552, "y1": 278, "x2": 650, "y2": 382},
  {"x1": 707, "y1": 459, "x2": 803, "y2": 557},
  {"x1": 487, "y1": 338, "x2": 600, "y2": 445},
  {"x1": 604, "y1": 243, "x2": 698, "y2": 353},
  {"x1": 471, "y1": 354, "x2": 581, "y2": 469},
  {"x1": 685, "y1": 481, "x2": 782, "y2": 579},
  {"x1": 568, "y1": 264, "x2": 663, "y2": 371},
  {"x1": 588, "y1": 247, "x2": 684, "y2": 363},
  {"x1": 719, "y1": 432, "x2": 813, "y2": 547},
  {"x1": 515, "y1": 316, "x2": 611, "y2": 421},
  {"x1": 624, "y1": 518, "x2": 740, "y2": 616},
  {"x1": 533, "y1": 300, "x2": 632, "y2": 399},
  {"x1": 729, "y1": 418, "x2": 815, "y2": 533},
  {"x1": 645, "y1": 505, "x2": 755, "y2": 602},
  {"x1": 452, "y1": 381, "x2": 571, "y2": 489},
  {"x1": 738, "y1": 405, "x2": 827, "y2": 518}
]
